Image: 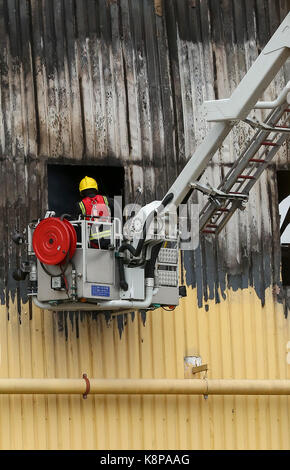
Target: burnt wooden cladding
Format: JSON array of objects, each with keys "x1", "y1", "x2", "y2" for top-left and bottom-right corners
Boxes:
[{"x1": 0, "y1": 0, "x2": 289, "y2": 315}]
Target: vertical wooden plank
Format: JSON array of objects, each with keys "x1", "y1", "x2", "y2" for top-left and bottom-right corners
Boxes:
[
  {"x1": 164, "y1": 0, "x2": 185, "y2": 174},
  {"x1": 99, "y1": 1, "x2": 116, "y2": 159},
  {"x1": 174, "y1": 0, "x2": 197, "y2": 166},
  {"x1": 155, "y1": 6, "x2": 177, "y2": 191},
  {"x1": 29, "y1": 0, "x2": 49, "y2": 157},
  {"x1": 5, "y1": 0, "x2": 26, "y2": 314},
  {"x1": 53, "y1": 0, "x2": 72, "y2": 158},
  {"x1": 0, "y1": 0, "x2": 12, "y2": 307},
  {"x1": 0, "y1": 0, "x2": 7, "y2": 158},
  {"x1": 143, "y1": 0, "x2": 166, "y2": 200},
  {"x1": 19, "y1": 0, "x2": 37, "y2": 157},
  {"x1": 63, "y1": 0, "x2": 84, "y2": 159},
  {"x1": 110, "y1": 0, "x2": 129, "y2": 160},
  {"x1": 41, "y1": 0, "x2": 60, "y2": 158},
  {"x1": 87, "y1": 0, "x2": 106, "y2": 159},
  {"x1": 74, "y1": 0, "x2": 95, "y2": 158},
  {"x1": 119, "y1": 0, "x2": 142, "y2": 167},
  {"x1": 130, "y1": 0, "x2": 154, "y2": 201}
]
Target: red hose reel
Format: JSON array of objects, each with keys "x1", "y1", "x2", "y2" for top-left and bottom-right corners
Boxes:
[{"x1": 32, "y1": 218, "x2": 77, "y2": 265}]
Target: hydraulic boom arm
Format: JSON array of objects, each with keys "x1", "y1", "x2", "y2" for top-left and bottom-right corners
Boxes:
[{"x1": 162, "y1": 12, "x2": 290, "y2": 209}]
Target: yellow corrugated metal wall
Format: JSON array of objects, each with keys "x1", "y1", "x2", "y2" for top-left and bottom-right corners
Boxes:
[{"x1": 0, "y1": 286, "x2": 289, "y2": 450}]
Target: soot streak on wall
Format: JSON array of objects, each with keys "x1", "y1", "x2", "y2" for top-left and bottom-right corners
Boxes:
[{"x1": 0, "y1": 0, "x2": 289, "y2": 329}]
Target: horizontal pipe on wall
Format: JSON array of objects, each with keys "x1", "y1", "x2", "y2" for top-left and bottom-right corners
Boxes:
[{"x1": 0, "y1": 379, "x2": 289, "y2": 396}]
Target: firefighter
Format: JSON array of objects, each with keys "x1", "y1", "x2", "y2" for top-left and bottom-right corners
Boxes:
[{"x1": 77, "y1": 176, "x2": 112, "y2": 249}]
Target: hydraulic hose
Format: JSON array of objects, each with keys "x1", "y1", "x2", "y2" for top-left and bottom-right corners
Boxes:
[
  {"x1": 60, "y1": 213, "x2": 73, "y2": 221},
  {"x1": 117, "y1": 255, "x2": 128, "y2": 291},
  {"x1": 145, "y1": 243, "x2": 163, "y2": 278},
  {"x1": 118, "y1": 193, "x2": 173, "y2": 258},
  {"x1": 118, "y1": 242, "x2": 162, "y2": 293},
  {"x1": 117, "y1": 194, "x2": 173, "y2": 291},
  {"x1": 40, "y1": 251, "x2": 70, "y2": 278}
]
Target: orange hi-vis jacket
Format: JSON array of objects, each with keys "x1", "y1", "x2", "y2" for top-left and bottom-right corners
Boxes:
[{"x1": 79, "y1": 195, "x2": 111, "y2": 242}]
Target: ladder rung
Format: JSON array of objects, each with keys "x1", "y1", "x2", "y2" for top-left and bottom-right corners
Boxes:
[
  {"x1": 275, "y1": 125, "x2": 289, "y2": 128},
  {"x1": 202, "y1": 230, "x2": 216, "y2": 234},
  {"x1": 206, "y1": 224, "x2": 218, "y2": 228},
  {"x1": 216, "y1": 208, "x2": 230, "y2": 212},
  {"x1": 261, "y1": 141, "x2": 277, "y2": 146},
  {"x1": 249, "y1": 158, "x2": 266, "y2": 163},
  {"x1": 229, "y1": 191, "x2": 244, "y2": 194},
  {"x1": 237, "y1": 174, "x2": 255, "y2": 180}
]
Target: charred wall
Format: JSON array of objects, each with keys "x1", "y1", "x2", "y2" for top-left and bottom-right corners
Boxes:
[{"x1": 0, "y1": 0, "x2": 290, "y2": 316}]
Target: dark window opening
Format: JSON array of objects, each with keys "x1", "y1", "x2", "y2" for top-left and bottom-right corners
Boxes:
[
  {"x1": 277, "y1": 171, "x2": 290, "y2": 286},
  {"x1": 47, "y1": 163, "x2": 124, "y2": 217}
]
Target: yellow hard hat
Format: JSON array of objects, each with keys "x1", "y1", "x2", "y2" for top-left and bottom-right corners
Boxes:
[{"x1": 79, "y1": 176, "x2": 98, "y2": 193}]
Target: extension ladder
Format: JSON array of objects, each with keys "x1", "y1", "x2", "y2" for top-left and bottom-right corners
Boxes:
[
  {"x1": 163, "y1": 12, "x2": 290, "y2": 234},
  {"x1": 198, "y1": 102, "x2": 290, "y2": 235}
]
